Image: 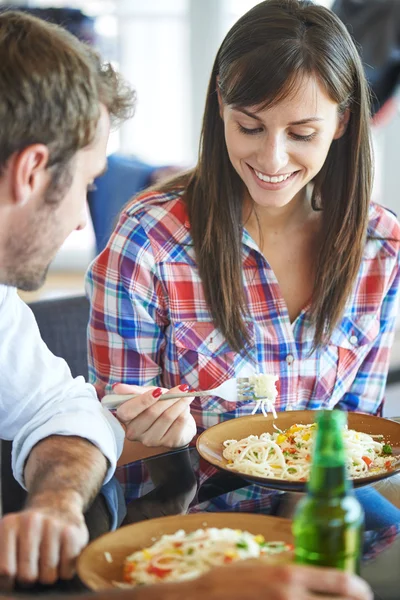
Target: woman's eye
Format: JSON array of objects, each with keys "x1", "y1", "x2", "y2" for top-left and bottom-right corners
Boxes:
[
  {"x1": 237, "y1": 123, "x2": 263, "y2": 136},
  {"x1": 290, "y1": 132, "x2": 317, "y2": 142}
]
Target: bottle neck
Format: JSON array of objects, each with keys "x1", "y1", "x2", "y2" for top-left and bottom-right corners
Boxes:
[
  {"x1": 307, "y1": 411, "x2": 350, "y2": 498},
  {"x1": 308, "y1": 463, "x2": 350, "y2": 498}
]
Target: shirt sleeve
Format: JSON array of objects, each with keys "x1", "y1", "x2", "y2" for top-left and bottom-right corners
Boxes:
[
  {"x1": 335, "y1": 252, "x2": 400, "y2": 415},
  {"x1": 86, "y1": 211, "x2": 168, "y2": 397},
  {"x1": 0, "y1": 286, "x2": 124, "y2": 488}
]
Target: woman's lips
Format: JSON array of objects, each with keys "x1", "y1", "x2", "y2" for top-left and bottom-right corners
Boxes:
[{"x1": 248, "y1": 165, "x2": 299, "y2": 190}]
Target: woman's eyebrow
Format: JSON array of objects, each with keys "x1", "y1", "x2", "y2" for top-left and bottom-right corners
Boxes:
[
  {"x1": 235, "y1": 107, "x2": 324, "y2": 126},
  {"x1": 289, "y1": 117, "x2": 324, "y2": 125}
]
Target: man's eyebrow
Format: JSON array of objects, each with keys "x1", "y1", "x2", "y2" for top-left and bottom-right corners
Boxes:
[{"x1": 235, "y1": 107, "x2": 324, "y2": 125}]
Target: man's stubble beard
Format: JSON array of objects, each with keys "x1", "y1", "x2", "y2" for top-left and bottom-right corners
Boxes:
[
  {"x1": 3, "y1": 211, "x2": 55, "y2": 291},
  {"x1": 13, "y1": 263, "x2": 51, "y2": 292}
]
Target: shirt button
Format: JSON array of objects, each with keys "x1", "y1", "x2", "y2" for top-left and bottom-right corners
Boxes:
[
  {"x1": 286, "y1": 354, "x2": 294, "y2": 365},
  {"x1": 349, "y1": 335, "x2": 358, "y2": 345}
]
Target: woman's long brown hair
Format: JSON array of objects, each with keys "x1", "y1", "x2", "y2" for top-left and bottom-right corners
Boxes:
[{"x1": 158, "y1": 0, "x2": 373, "y2": 353}]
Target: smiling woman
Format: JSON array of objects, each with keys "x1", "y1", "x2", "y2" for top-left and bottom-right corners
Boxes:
[{"x1": 86, "y1": 0, "x2": 400, "y2": 522}]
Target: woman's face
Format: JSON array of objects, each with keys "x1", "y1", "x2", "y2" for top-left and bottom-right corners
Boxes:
[{"x1": 219, "y1": 76, "x2": 347, "y2": 211}]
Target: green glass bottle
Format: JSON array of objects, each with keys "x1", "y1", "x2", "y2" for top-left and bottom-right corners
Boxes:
[{"x1": 292, "y1": 410, "x2": 364, "y2": 574}]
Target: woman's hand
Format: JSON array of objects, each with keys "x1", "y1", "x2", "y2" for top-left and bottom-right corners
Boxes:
[{"x1": 113, "y1": 383, "x2": 197, "y2": 448}]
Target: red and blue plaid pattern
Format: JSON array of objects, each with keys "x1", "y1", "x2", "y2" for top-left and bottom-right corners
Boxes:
[{"x1": 86, "y1": 190, "x2": 400, "y2": 506}]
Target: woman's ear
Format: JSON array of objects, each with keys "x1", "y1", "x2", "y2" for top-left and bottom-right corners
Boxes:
[{"x1": 333, "y1": 108, "x2": 350, "y2": 139}]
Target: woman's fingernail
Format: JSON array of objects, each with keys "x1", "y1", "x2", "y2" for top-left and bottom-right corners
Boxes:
[
  {"x1": 179, "y1": 384, "x2": 189, "y2": 392},
  {"x1": 152, "y1": 388, "x2": 163, "y2": 398},
  {"x1": 112, "y1": 382, "x2": 119, "y2": 390}
]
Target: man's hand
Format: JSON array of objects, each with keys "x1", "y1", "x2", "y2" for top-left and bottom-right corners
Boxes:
[
  {"x1": 113, "y1": 561, "x2": 373, "y2": 600},
  {"x1": 0, "y1": 491, "x2": 88, "y2": 588},
  {"x1": 0, "y1": 561, "x2": 373, "y2": 600},
  {"x1": 114, "y1": 384, "x2": 196, "y2": 448},
  {"x1": 0, "y1": 434, "x2": 108, "y2": 590},
  {"x1": 184, "y1": 561, "x2": 374, "y2": 600}
]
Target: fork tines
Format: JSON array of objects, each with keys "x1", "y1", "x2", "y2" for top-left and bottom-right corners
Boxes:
[{"x1": 237, "y1": 377, "x2": 256, "y2": 401}]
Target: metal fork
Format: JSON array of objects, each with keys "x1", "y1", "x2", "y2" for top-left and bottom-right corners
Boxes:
[{"x1": 101, "y1": 377, "x2": 255, "y2": 410}]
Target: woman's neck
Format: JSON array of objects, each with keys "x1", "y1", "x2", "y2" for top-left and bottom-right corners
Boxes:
[{"x1": 243, "y1": 186, "x2": 314, "y2": 236}]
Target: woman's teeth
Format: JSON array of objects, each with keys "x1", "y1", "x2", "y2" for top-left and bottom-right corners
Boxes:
[{"x1": 254, "y1": 169, "x2": 293, "y2": 183}]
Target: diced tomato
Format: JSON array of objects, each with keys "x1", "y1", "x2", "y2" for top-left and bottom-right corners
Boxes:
[
  {"x1": 385, "y1": 460, "x2": 393, "y2": 470},
  {"x1": 224, "y1": 555, "x2": 234, "y2": 564},
  {"x1": 286, "y1": 544, "x2": 295, "y2": 551},
  {"x1": 299, "y1": 477, "x2": 307, "y2": 482},
  {"x1": 146, "y1": 554, "x2": 175, "y2": 579},
  {"x1": 362, "y1": 456, "x2": 372, "y2": 467},
  {"x1": 146, "y1": 563, "x2": 172, "y2": 578},
  {"x1": 123, "y1": 562, "x2": 136, "y2": 582},
  {"x1": 124, "y1": 563, "x2": 136, "y2": 573},
  {"x1": 173, "y1": 542, "x2": 183, "y2": 548},
  {"x1": 288, "y1": 448, "x2": 297, "y2": 454},
  {"x1": 305, "y1": 454, "x2": 311, "y2": 462}
]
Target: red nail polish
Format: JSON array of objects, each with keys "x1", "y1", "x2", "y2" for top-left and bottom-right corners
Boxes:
[
  {"x1": 112, "y1": 382, "x2": 119, "y2": 390},
  {"x1": 179, "y1": 384, "x2": 189, "y2": 392},
  {"x1": 152, "y1": 388, "x2": 163, "y2": 398}
]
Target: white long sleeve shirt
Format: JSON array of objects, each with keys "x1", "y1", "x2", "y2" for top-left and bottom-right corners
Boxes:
[{"x1": 0, "y1": 285, "x2": 124, "y2": 488}]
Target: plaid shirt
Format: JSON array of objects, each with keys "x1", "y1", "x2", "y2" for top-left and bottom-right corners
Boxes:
[{"x1": 86, "y1": 190, "x2": 400, "y2": 506}]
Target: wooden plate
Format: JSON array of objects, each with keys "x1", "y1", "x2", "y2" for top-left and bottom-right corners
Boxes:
[
  {"x1": 77, "y1": 512, "x2": 293, "y2": 590},
  {"x1": 196, "y1": 411, "x2": 400, "y2": 492}
]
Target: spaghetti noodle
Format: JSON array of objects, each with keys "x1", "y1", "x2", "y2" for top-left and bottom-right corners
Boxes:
[
  {"x1": 223, "y1": 423, "x2": 397, "y2": 481},
  {"x1": 249, "y1": 374, "x2": 278, "y2": 418},
  {"x1": 121, "y1": 528, "x2": 292, "y2": 587}
]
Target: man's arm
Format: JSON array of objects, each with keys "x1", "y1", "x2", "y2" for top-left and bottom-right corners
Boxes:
[
  {"x1": 0, "y1": 436, "x2": 107, "y2": 588},
  {"x1": 25, "y1": 435, "x2": 107, "y2": 512},
  {"x1": 0, "y1": 287, "x2": 124, "y2": 487},
  {"x1": 0, "y1": 286, "x2": 124, "y2": 588}
]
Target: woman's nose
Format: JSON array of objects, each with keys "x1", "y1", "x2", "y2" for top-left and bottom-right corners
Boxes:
[{"x1": 258, "y1": 135, "x2": 288, "y2": 174}]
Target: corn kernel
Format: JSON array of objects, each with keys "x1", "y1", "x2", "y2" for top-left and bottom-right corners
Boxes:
[
  {"x1": 276, "y1": 434, "x2": 287, "y2": 444},
  {"x1": 302, "y1": 433, "x2": 311, "y2": 441},
  {"x1": 254, "y1": 535, "x2": 265, "y2": 544},
  {"x1": 288, "y1": 425, "x2": 301, "y2": 433},
  {"x1": 142, "y1": 549, "x2": 152, "y2": 560}
]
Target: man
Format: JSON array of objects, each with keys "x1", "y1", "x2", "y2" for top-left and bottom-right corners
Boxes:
[
  {"x1": 0, "y1": 10, "x2": 372, "y2": 600},
  {"x1": 0, "y1": 8, "x2": 135, "y2": 589}
]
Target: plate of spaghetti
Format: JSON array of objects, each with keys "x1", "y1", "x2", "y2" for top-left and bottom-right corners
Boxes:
[
  {"x1": 77, "y1": 513, "x2": 293, "y2": 590},
  {"x1": 196, "y1": 411, "x2": 400, "y2": 491}
]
